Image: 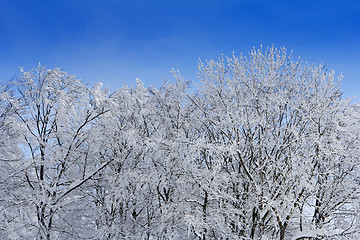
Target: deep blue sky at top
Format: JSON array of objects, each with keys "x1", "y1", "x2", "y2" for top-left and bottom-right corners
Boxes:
[{"x1": 0, "y1": 0, "x2": 359, "y2": 99}]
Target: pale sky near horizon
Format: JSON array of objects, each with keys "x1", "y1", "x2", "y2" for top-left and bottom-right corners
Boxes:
[{"x1": 0, "y1": 0, "x2": 359, "y2": 100}]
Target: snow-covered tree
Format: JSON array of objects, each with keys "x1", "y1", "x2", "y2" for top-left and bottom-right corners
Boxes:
[
  {"x1": 2, "y1": 65, "x2": 112, "y2": 239},
  {"x1": 186, "y1": 47, "x2": 360, "y2": 239},
  {"x1": 0, "y1": 82, "x2": 24, "y2": 239}
]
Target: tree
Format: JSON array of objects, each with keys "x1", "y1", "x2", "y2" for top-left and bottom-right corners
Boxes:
[
  {"x1": 185, "y1": 47, "x2": 360, "y2": 239},
  {"x1": 90, "y1": 76, "x2": 195, "y2": 239},
  {"x1": 0, "y1": 81, "x2": 24, "y2": 239},
  {"x1": 2, "y1": 65, "x2": 112, "y2": 239}
]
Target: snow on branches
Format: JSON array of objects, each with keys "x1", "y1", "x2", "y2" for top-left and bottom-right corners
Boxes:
[{"x1": 0, "y1": 47, "x2": 359, "y2": 240}]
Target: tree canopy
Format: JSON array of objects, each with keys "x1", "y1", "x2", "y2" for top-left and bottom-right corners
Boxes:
[{"x1": 1, "y1": 47, "x2": 359, "y2": 240}]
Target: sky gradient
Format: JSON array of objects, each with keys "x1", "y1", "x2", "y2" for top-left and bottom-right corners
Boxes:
[{"x1": 1, "y1": 0, "x2": 359, "y2": 100}]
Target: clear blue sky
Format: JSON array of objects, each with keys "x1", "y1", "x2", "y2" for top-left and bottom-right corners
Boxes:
[{"x1": 1, "y1": 0, "x2": 359, "y2": 100}]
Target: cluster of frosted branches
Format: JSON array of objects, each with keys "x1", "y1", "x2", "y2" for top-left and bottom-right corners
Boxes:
[{"x1": 0, "y1": 47, "x2": 359, "y2": 240}]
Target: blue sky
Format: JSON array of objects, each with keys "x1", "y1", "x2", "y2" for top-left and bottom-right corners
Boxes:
[{"x1": 0, "y1": 0, "x2": 359, "y2": 100}]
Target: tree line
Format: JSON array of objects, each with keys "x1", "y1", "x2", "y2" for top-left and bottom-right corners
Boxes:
[{"x1": 0, "y1": 47, "x2": 359, "y2": 239}]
